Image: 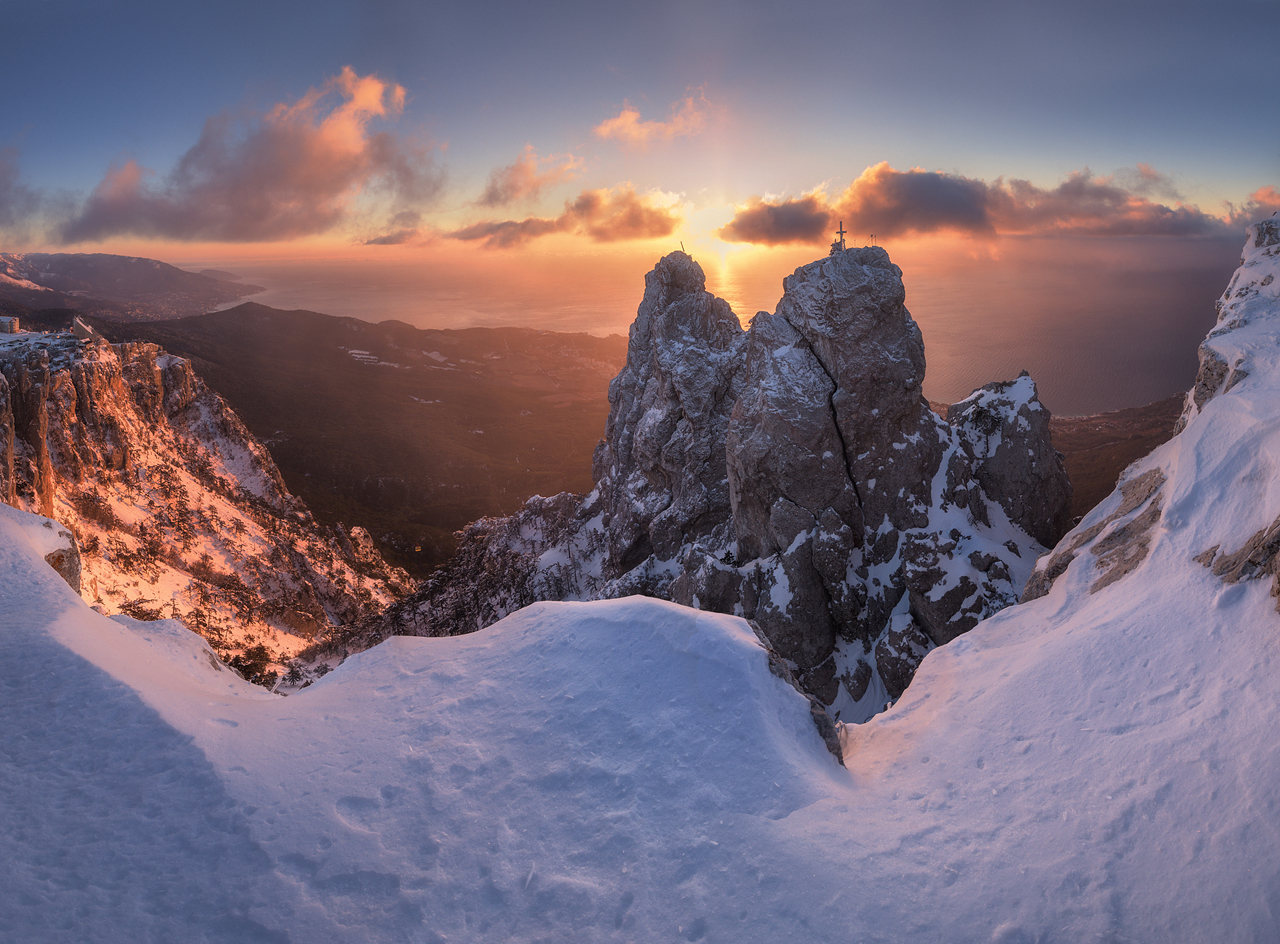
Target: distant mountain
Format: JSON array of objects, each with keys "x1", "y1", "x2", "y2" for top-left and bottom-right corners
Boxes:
[
  {"x1": 1050, "y1": 394, "x2": 1184, "y2": 521},
  {"x1": 0, "y1": 251, "x2": 263, "y2": 320},
  {"x1": 85, "y1": 303, "x2": 629, "y2": 575},
  {"x1": 197, "y1": 268, "x2": 243, "y2": 282},
  {"x1": 8, "y1": 292, "x2": 1180, "y2": 583}
]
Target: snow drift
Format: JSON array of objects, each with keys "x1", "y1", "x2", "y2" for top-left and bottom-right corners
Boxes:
[{"x1": 4, "y1": 220, "x2": 1280, "y2": 942}]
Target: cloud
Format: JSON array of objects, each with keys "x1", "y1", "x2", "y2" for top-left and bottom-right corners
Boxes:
[
  {"x1": 62, "y1": 67, "x2": 443, "y2": 243},
  {"x1": 838, "y1": 163, "x2": 995, "y2": 238},
  {"x1": 593, "y1": 94, "x2": 707, "y2": 149},
  {"x1": 1225, "y1": 186, "x2": 1280, "y2": 229},
  {"x1": 0, "y1": 148, "x2": 44, "y2": 236},
  {"x1": 719, "y1": 162, "x2": 1239, "y2": 245},
  {"x1": 450, "y1": 216, "x2": 564, "y2": 248},
  {"x1": 983, "y1": 169, "x2": 1222, "y2": 237},
  {"x1": 364, "y1": 228, "x2": 418, "y2": 245},
  {"x1": 716, "y1": 195, "x2": 830, "y2": 246},
  {"x1": 449, "y1": 187, "x2": 680, "y2": 248},
  {"x1": 1113, "y1": 163, "x2": 1183, "y2": 202},
  {"x1": 363, "y1": 210, "x2": 423, "y2": 245},
  {"x1": 478, "y1": 146, "x2": 582, "y2": 207}
]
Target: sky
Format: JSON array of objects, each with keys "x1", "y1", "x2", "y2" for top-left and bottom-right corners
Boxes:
[{"x1": 2, "y1": 0, "x2": 1278, "y2": 410}]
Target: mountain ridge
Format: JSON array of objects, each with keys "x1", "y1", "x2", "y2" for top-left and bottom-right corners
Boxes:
[{"x1": 0, "y1": 251, "x2": 264, "y2": 320}]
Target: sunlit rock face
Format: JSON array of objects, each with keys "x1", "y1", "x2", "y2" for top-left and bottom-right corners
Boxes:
[
  {"x1": 376, "y1": 248, "x2": 1071, "y2": 719},
  {"x1": 0, "y1": 331, "x2": 410, "y2": 675}
]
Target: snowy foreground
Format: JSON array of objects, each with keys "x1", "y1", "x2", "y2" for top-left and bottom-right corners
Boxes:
[{"x1": 6, "y1": 228, "x2": 1280, "y2": 942}]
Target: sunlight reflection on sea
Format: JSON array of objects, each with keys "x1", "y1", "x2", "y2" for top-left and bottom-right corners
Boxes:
[{"x1": 214, "y1": 235, "x2": 1238, "y2": 417}]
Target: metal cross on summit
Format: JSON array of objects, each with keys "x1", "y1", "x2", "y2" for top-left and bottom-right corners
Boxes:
[{"x1": 829, "y1": 221, "x2": 847, "y2": 256}]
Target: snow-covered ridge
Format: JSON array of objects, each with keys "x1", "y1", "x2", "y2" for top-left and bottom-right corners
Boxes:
[{"x1": 0, "y1": 329, "x2": 410, "y2": 681}]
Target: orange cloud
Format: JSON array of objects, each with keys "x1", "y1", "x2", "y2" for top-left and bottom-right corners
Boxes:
[
  {"x1": 719, "y1": 163, "x2": 1245, "y2": 245},
  {"x1": 1225, "y1": 185, "x2": 1280, "y2": 228},
  {"x1": 449, "y1": 187, "x2": 680, "y2": 248},
  {"x1": 593, "y1": 94, "x2": 707, "y2": 149},
  {"x1": 62, "y1": 67, "x2": 442, "y2": 243},
  {"x1": 479, "y1": 146, "x2": 582, "y2": 206}
]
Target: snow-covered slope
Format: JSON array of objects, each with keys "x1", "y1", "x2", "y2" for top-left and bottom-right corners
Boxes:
[{"x1": 4, "y1": 222, "x2": 1280, "y2": 942}]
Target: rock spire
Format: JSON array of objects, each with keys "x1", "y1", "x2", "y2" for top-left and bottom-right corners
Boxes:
[{"x1": 374, "y1": 247, "x2": 1071, "y2": 718}]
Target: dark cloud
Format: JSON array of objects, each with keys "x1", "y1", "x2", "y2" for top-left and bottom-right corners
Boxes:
[
  {"x1": 566, "y1": 189, "x2": 678, "y2": 242},
  {"x1": 840, "y1": 163, "x2": 994, "y2": 238},
  {"x1": 450, "y1": 187, "x2": 680, "y2": 248},
  {"x1": 716, "y1": 195, "x2": 830, "y2": 245},
  {"x1": 719, "y1": 162, "x2": 1241, "y2": 245},
  {"x1": 478, "y1": 146, "x2": 581, "y2": 207},
  {"x1": 61, "y1": 67, "x2": 443, "y2": 243},
  {"x1": 450, "y1": 217, "x2": 564, "y2": 248},
  {"x1": 985, "y1": 169, "x2": 1222, "y2": 236},
  {"x1": 364, "y1": 228, "x2": 418, "y2": 245}
]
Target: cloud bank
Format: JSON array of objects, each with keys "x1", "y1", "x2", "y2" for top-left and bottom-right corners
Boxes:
[
  {"x1": 594, "y1": 95, "x2": 707, "y2": 149},
  {"x1": 62, "y1": 67, "x2": 442, "y2": 243},
  {"x1": 449, "y1": 187, "x2": 680, "y2": 248},
  {"x1": 719, "y1": 163, "x2": 1268, "y2": 245}
]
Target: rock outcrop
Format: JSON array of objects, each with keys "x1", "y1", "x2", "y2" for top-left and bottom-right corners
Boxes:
[
  {"x1": 374, "y1": 247, "x2": 1070, "y2": 719},
  {"x1": 0, "y1": 329, "x2": 410, "y2": 679},
  {"x1": 1024, "y1": 216, "x2": 1280, "y2": 611}
]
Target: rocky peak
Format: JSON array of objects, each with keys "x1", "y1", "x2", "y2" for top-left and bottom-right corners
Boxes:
[
  {"x1": 375, "y1": 247, "x2": 1071, "y2": 720},
  {"x1": 1178, "y1": 214, "x2": 1280, "y2": 432},
  {"x1": 593, "y1": 251, "x2": 745, "y2": 576},
  {"x1": 948, "y1": 371, "x2": 1073, "y2": 547}
]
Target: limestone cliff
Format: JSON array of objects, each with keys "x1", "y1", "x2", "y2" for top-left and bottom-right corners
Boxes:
[
  {"x1": 373, "y1": 248, "x2": 1070, "y2": 719},
  {"x1": 0, "y1": 329, "x2": 409, "y2": 680}
]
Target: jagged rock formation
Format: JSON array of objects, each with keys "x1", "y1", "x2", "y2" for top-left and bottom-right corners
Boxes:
[
  {"x1": 374, "y1": 248, "x2": 1070, "y2": 719},
  {"x1": 0, "y1": 329, "x2": 410, "y2": 680}
]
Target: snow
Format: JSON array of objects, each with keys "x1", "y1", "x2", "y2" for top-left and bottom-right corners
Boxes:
[
  {"x1": 0, "y1": 271, "x2": 51, "y2": 292},
  {"x1": 7, "y1": 227, "x2": 1280, "y2": 940}
]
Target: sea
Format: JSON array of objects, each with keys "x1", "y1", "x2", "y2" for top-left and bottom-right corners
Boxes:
[{"x1": 210, "y1": 235, "x2": 1241, "y2": 417}]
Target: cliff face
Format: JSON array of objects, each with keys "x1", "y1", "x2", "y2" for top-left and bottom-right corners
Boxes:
[
  {"x1": 1025, "y1": 214, "x2": 1280, "y2": 607},
  {"x1": 375, "y1": 247, "x2": 1071, "y2": 719},
  {"x1": 0, "y1": 330, "x2": 409, "y2": 678}
]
